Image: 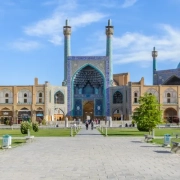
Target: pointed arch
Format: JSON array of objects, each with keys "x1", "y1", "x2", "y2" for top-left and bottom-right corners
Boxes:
[
  {"x1": 163, "y1": 88, "x2": 177, "y2": 104},
  {"x1": 163, "y1": 75, "x2": 180, "y2": 85},
  {"x1": 1, "y1": 107, "x2": 11, "y2": 111},
  {"x1": 17, "y1": 89, "x2": 32, "y2": 104},
  {"x1": 72, "y1": 64, "x2": 105, "y2": 117},
  {"x1": 0, "y1": 89, "x2": 13, "y2": 104},
  {"x1": 164, "y1": 108, "x2": 178, "y2": 123},
  {"x1": 133, "y1": 90, "x2": 139, "y2": 103},
  {"x1": 146, "y1": 88, "x2": 159, "y2": 100},
  {"x1": 113, "y1": 91, "x2": 123, "y2": 104},
  {"x1": 36, "y1": 91, "x2": 44, "y2": 104},
  {"x1": 54, "y1": 90, "x2": 64, "y2": 104}
]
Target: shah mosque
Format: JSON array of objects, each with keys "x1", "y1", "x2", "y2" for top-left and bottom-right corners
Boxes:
[{"x1": 0, "y1": 20, "x2": 180, "y2": 124}]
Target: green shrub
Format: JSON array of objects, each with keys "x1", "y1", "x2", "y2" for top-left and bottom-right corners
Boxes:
[
  {"x1": 9, "y1": 120, "x2": 13, "y2": 126},
  {"x1": 132, "y1": 120, "x2": 135, "y2": 126},
  {"x1": 20, "y1": 121, "x2": 32, "y2": 134},
  {"x1": 137, "y1": 122, "x2": 149, "y2": 132},
  {"x1": 32, "y1": 122, "x2": 39, "y2": 132},
  {"x1": 42, "y1": 119, "x2": 46, "y2": 125},
  {"x1": 5, "y1": 120, "x2": 10, "y2": 125}
]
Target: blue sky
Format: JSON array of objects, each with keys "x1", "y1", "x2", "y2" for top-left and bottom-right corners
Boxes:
[{"x1": 1, "y1": 0, "x2": 180, "y2": 85}]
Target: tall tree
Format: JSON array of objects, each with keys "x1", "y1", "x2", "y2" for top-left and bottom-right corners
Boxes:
[{"x1": 132, "y1": 93, "x2": 162, "y2": 134}]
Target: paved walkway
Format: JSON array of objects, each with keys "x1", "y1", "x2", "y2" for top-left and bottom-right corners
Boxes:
[{"x1": 0, "y1": 127, "x2": 180, "y2": 180}]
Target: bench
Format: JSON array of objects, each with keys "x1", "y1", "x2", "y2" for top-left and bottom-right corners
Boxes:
[
  {"x1": 171, "y1": 141, "x2": 180, "y2": 154},
  {"x1": 144, "y1": 134, "x2": 154, "y2": 142},
  {"x1": 25, "y1": 136, "x2": 34, "y2": 143},
  {"x1": 172, "y1": 133, "x2": 180, "y2": 139}
]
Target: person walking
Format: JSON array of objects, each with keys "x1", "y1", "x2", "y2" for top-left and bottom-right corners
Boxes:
[
  {"x1": 91, "y1": 120, "x2": 94, "y2": 130},
  {"x1": 85, "y1": 119, "x2": 89, "y2": 130}
]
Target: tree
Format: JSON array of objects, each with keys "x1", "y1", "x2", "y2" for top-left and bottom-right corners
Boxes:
[
  {"x1": 132, "y1": 93, "x2": 162, "y2": 134},
  {"x1": 20, "y1": 121, "x2": 39, "y2": 134}
]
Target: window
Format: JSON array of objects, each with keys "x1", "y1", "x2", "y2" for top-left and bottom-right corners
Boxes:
[
  {"x1": 24, "y1": 99, "x2": 27, "y2": 103},
  {"x1": 134, "y1": 92, "x2": 138, "y2": 103},
  {"x1": 24, "y1": 93, "x2": 27, "y2": 97},
  {"x1": 5, "y1": 99, "x2": 8, "y2": 103},
  {"x1": 5, "y1": 93, "x2": 9, "y2": 97},
  {"x1": 117, "y1": 110, "x2": 119, "y2": 113},
  {"x1": 167, "y1": 93, "x2": 171, "y2": 103},
  {"x1": 113, "y1": 91, "x2": 123, "y2": 104},
  {"x1": 54, "y1": 91, "x2": 64, "y2": 104},
  {"x1": 39, "y1": 93, "x2": 42, "y2": 97},
  {"x1": 39, "y1": 98, "x2": 42, "y2": 103}
]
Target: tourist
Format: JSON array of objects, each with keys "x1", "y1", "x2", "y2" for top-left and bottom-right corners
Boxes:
[
  {"x1": 91, "y1": 120, "x2": 94, "y2": 130},
  {"x1": 85, "y1": 120, "x2": 89, "y2": 130}
]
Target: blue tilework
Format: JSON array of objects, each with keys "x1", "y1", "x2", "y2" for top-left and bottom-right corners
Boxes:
[{"x1": 153, "y1": 68, "x2": 180, "y2": 85}]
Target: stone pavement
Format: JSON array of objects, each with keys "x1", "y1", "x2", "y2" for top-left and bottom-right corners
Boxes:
[{"x1": 0, "y1": 127, "x2": 180, "y2": 180}]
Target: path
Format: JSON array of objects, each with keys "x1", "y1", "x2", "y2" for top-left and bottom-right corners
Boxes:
[{"x1": 0, "y1": 127, "x2": 179, "y2": 179}]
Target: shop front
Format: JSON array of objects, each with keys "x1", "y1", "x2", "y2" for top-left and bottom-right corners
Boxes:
[
  {"x1": 36, "y1": 111, "x2": 44, "y2": 123},
  {"x1": 0, "y1": 109, "x2": 13, "y2": 124}
]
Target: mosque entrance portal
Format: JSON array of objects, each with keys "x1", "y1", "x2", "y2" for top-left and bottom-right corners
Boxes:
[{"x1": 83, "y1": 101, "x2": 94, "y2": 122}]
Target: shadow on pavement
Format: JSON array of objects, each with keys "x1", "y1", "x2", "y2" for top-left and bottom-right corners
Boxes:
[
  {"x1": 140, "y1": 146, "x2": 161, "y2": 148},
  {"x1": 154, "y1": 150, "x2": 171, "y2": 154},
  {"x1": 131, "y1": 141, "x2": 143, "y2": 143}
]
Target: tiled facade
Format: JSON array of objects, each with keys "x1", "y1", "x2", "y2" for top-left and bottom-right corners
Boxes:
[{"x1": 1, "y1": 20, "x2": 180, "y2": 124}]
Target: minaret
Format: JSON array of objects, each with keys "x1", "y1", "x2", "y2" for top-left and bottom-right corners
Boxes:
[
  {"x1": 152, "y1": 47, "x2": 158, "y2": 84},
  {"x1": 106, "y1": 19, "x2": 114, "y2": 85},
  {"x1": 62, "y1": 19, "x2": 71, "y2": 86}
]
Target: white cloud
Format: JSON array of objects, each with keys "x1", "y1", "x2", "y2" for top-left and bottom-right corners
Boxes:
[
  {"x1": 113, "y1": 25, "x2": 180, "y2": 65},
  {"x1": 82, "y1": 24, "x2": 180, "y2": 67},
  {"x1": 24, "y1": 0, "x2": 106, "y2": 45},
  {"x1": 122, "y1": 0, "x2": 137, "y2": 8},
  {"x1": 11, "y1": 39, "x2": 41, "y2": 51}
]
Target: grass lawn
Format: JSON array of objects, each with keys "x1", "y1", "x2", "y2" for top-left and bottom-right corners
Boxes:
[
  {"x1": 0, "y1": 128, "x2": 77, "y2": 137},
  {"x1": 152, "y1": 138, "x2": 180, "y2": 146},
  {"x1": 98, "y1": 127, "x2": 180, "y2": 137},
  {"x1": 0, "y1": 139, "x2": 26, "y2": 148}
]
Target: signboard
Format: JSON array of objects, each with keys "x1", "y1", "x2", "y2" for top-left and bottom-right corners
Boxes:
[{"x1": 3, "y1": 112, "x2": 9, "y2": 115}]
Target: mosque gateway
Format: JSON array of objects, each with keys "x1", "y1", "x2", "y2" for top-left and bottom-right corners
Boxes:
[{"x1": 0, "y1": 20, "x2": 180, "y2": 124}]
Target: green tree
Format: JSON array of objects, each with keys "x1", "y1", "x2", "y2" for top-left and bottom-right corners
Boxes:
[
  {"x1": 132, "y1": 93, "x2": 162, "y2": 134},
  {"x1": 20, "y1": 121, "x2": 32, "y2": 134},
  {"x1": 20, "y1": 121, "x2": 39, "y2": 134}
]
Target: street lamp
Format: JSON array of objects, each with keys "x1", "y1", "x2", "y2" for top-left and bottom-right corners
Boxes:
[
  {"x1": 16, "y1": 110, "x2": 18, "y2": 124},
  {"x1": 55, "y1": 95, "x2": 58, "y2": 122}
]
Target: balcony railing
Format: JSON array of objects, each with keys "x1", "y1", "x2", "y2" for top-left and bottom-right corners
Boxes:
[
  {"x1": 17, "y1": 102, "x2": 32, "y2": 104},
  {"x1": 163, "y1": 102, "x2": 177, "y2": 105},
  {"x1": 0, "y1": 103, "x2": 13, "y2": 104}
]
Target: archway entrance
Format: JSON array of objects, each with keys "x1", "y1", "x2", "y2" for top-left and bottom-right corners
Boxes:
[
  {"x1": 83, "y1": 101, "x2": 94, "y2": 122},
  {"x1": 164, "y1": 108, "x2": 178, "y2": 123},
  {"x1": 113, "y1": 109, "x2": 121, "y2": 120},
  {"x1": 0, "y1": 108, "x2": 13, "y2": 124},
  {"x1": 73, "y1": 65, "x2": 104, "y2": 119}
]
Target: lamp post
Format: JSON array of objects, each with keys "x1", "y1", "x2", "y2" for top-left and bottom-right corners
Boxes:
[
  {"x1": 16, "y1": 110, "x2": 18, "y2": 124},
  {"x1": 55, "y1": 95, "x2": 58, "y2": 121},
  {"x1": 33, "y1": 110, "x2": 36, "y2": 122}
]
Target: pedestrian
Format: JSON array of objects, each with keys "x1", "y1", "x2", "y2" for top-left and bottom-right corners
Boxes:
[
  {"x1": 85, "y1": 119, "x2": 89, "y2": 130},
  {"x1": 91, "y1": 120, "x2": 94, "y2": 130}
]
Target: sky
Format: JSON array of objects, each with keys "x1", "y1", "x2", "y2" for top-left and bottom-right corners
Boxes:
[{"x1": 1, "y1": 0, "x2": 180, "y2": 86}]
